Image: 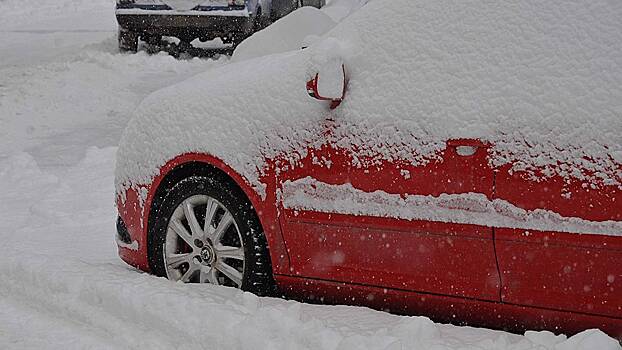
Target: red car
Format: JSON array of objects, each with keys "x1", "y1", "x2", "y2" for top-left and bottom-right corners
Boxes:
[{"x1": 115, "y1": 0, "x2": 622, "y2": 339}]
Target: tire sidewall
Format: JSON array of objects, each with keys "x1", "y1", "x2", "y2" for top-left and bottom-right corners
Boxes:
[{"x1": 118, "y1": 27, "x2": 138, "y2": 52}]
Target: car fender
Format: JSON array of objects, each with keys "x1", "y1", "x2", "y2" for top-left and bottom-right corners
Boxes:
[{"x1": 147, "y1": 152, "x2": 290, "y2": 274}]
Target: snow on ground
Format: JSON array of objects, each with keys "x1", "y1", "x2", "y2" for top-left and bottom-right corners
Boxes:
[
  {"x1": 0, "y1": 1, "x2": 620, "y2": 349},
  {"x1": 0, "y1": 1, "x2": 226, "y2": 165}
]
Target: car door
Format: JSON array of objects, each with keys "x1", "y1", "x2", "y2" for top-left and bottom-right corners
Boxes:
[
  {"x1": 494, "y1": 163, "x2": 622, "y2": 318},
  {"x1": 278, "y1": 118, "x2": 501, "y2": 302}
]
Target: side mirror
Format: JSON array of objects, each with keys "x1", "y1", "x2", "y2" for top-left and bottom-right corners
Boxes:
[{"x1": 307, "y1": 60, "x2": 347, "y2": 109}]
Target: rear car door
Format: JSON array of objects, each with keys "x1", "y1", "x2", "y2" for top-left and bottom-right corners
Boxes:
[{"x1": 494, "y1": 164, "x2": 622, "y2": 318}]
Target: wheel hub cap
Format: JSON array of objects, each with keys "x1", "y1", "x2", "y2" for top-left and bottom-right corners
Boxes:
[
  {"x1": 200, "y1": 246, "x2": 215, "y2": 265},
  {"x1": 164, "y1": 194, "x2": 245, "y2": 287}
]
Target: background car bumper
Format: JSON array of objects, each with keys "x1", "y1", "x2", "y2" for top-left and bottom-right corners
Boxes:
[
  {"x1": 116, "y1": 13, "x2": 253, "y2": 33},
  {"x1": 115, "y1": 3, "x2": 254, "y2": 39}
]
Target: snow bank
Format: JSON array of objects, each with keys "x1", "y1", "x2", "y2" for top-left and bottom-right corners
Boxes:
[
  {"x1": 0, "y1": 40, "x2": 226, "y2": 160},
  {"x1": 283, "y1": 177, "x2": 622, "y2": 236},
  {"x1": 117, "y1": 0, "x2": 622, "y2": 204},
  {"x1": 0, "y1": 0, "x2": 114, "y2": 26}
]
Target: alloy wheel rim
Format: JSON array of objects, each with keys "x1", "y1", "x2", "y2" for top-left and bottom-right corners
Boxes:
[{"x1": 164, "y1": 194, "x2": 245, "y2": 287}]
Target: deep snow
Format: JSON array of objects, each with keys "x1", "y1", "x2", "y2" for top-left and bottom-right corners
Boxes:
[{"x1": 0, "y1": 0, "x2": 620, "y2": 349}]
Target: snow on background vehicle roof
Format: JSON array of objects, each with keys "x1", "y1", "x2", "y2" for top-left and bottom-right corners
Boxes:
[
  {"x1": 232, "y1": 0, "x2": 371, "y2": 62},
  {"x1": 116, "y1": 0, "x2": 622, "y2": 202},
  {"x1": 232, "y1": 6, "x2": 337, "y2": 62}
]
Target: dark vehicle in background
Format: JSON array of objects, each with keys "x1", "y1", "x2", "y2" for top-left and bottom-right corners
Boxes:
[{"x1": 116, "y1": 0, "x2": 325, "y2": 52}]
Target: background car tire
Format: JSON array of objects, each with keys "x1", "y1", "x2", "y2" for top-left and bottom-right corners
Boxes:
[
  {"x1": 148, "y1": 174, "x2": 275, "y2": 296},
  {"x1": 118, "y1": 28, "x2": 138, "y2": 53},
  {"x1": 298, "y1": 0, "x2": 326, "y2": 8},
  {"x1": 253, "y1": 7, "x2": 270, "y2": 32}
]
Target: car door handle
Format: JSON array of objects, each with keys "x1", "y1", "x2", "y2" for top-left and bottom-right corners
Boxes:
[
  {"x1": 455, "y1": 145, "x2": 478, "y2": 156},
  {"x1": 447, "y1": 139, "x2": 488, "y2": 157}
]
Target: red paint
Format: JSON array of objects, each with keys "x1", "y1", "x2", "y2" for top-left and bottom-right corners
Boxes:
[
  {"x1": 495, "y1": 166, "x2": 622, "y2": 320},
  {"x1": 282, "y1": 210, "x2": 500, "y2": 301},
  {"x1": 306, "y1": 64, "x2": 347, "y2": 109},
  {"x1": 117, "y1": 134, "x2": 622, "y2": 339},
  {"x1": 117, "y1": 186, "x2": 150, "y2": 271},
  {"x1": 277, "y1": 138, "x2": 500, "y2": 302}
]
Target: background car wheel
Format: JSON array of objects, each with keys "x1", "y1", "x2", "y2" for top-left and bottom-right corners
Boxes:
[
  {"x1": 253, "y1": 7, "x2": 270, "y2": 32},
  {"x1": 118, "y1": 28, "x2": 138, "y2": 53},
  {"x1": 148, "y1": 175, "x2": 275, "y2": 296},
  {"x1": 298, "y1": 0, "x2": 325, "y2": 8}
]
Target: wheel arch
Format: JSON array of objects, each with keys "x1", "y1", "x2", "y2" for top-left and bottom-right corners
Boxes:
[{"x1": 145, "y1": 153, "x2": 290, "y2": 275}]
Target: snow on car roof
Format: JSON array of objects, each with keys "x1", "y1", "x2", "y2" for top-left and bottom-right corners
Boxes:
[{"x1": 116, "y1": 0, "x2": 622, "y2": 203}]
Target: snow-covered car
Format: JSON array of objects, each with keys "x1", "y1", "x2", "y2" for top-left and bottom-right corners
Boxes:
[
  {"x1": 115, "y1": 0, "x2": 622, "y2": 339},
  {"x1": 115, "y1": 0, "x2": 325, "y2": 52}
]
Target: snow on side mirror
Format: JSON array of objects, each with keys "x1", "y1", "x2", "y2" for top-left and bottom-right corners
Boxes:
[{"x1": 307, "y1": 60, "x2": 347, "y2": 109}]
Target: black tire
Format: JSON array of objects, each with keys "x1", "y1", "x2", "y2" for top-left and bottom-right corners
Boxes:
[
  {"x1": 297, "y1": 0, "x2": 326, "y2": 8},
  {"x1": 271, "y1": 0, "x2": 298, "y2": 21},
  {"x1": 148, "y1": 175, "x2": 275, "y2": 296},
  {"x1": 231, "y1": 32, "x2": 250, "y2": 48},
  {"x1": 303, "y1": 0, "x2": 326, "y2": 8},
  {"x1": 118, "y1": 28, "x2": 138, "y2": 53},
  {"x1": 253, "y1": 7, "x2": 270, "y2": 32}
]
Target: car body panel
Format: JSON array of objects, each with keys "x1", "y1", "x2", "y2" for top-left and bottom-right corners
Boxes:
[
  {"x1": 282, "y1": 211, "x2": 501, "y2": 300},
  {"x1": 116, "y1": 1, "x2": 258, "y2": 15},
  {"x1": 117, "y1": 185, "x2": 151, "y2": 271},
  {"x1": 275, "y1": 122, "x2": 501, "y2": 301},
  {"x1": 495, "y1": 167, "x2": 622, "y2": 319},
  {"x1": 496, "y1": 228, "x2": 622, "y2": 319}
]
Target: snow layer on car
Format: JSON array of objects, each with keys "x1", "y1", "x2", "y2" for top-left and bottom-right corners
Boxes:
[
  {"x1": 283, "y1": 177, "x2": 622, "y2": 236},
  {"x1": 321, "y1": 0, "x2": 371, "y2": 22},
  {"x1": 116, "y1": 0, "x2": 622, "y2": 204}
]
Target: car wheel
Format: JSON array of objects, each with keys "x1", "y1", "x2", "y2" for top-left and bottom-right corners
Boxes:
[
  {"x1": 148, "y1": 175, "x2": 275, "y2": 296},
  {"x1": 299, "y1": 0, "x2": 325, "y2": 8},
  {"x1": 118, "y1": 28, "x2": 138, "y2": 53},
  {"x1": 231, "y1": 32, "x2": 250, "y2": 48}
]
